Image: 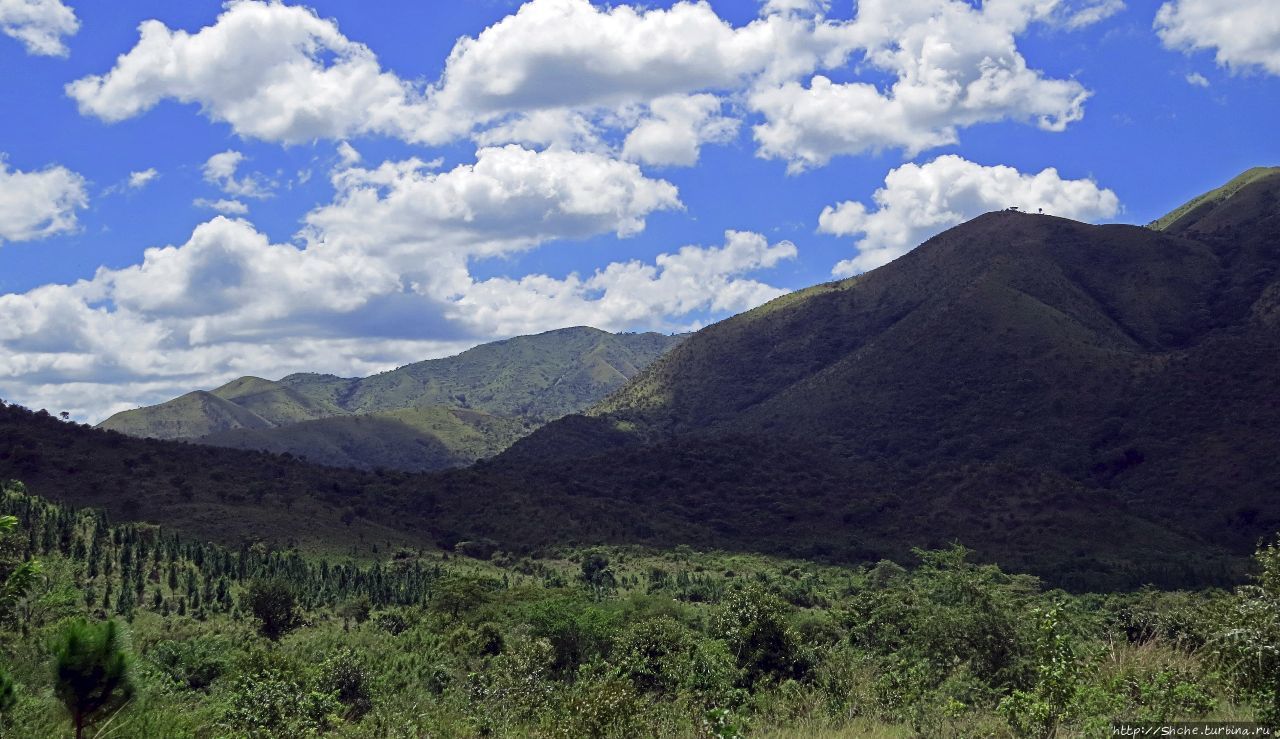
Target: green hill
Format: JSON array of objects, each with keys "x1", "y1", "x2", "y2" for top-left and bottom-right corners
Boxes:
[
  {"x1": 97, "y1": 327, "x2": 683, "y2": 470},
  {"x1": 481, "y1": 167, "x2": 1280, "y2": 585},
  {"x1": 280, "y1": 325, "x2": 682, "y2": 420},
  {"x1": 93, "y1": 390, "x2": 275, "y2": 439},
  {"x1": 1147, "y1": 165, "x2": 1280, "y2": 232},
  {"x1": 7, "y1": 168, "x2": 1280, "y2": 590},
  {"x1": 200, "y1": 405, "x2": 529, "y2": 472}
]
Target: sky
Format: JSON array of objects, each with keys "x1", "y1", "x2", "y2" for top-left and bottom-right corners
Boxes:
[{"x1": 0, "y1": 0, "x2": 1278, "y2": 422}]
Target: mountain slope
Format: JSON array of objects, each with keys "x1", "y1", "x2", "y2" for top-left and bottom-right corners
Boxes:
[
  {"x1": 8, "y1": 169, "x2": 1279, "y2": 590},
  {"x1": 280, "y1": 326, "x2": 682, "y2": 421},
  {"x1": 485, "y1": 168, "x2": 1280, "y2": 585},
  {"x1": 1148, "y1": 166, "x2": 1280, "y2": 232},
  {"x1": 93, "y1": 390, "x2": 275, "y2": 439},
  {"x1": 97, "y1": 327, "x2": 684, "y2": 470},
  {"x1": 200, "y1": 405, "x2": 528, "y2": 472}
]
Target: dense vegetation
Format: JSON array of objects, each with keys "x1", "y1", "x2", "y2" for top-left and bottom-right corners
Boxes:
[
  {"x1": 0, "y1": 481, "x2": 1274, "y2": 737},
  {"x1": 97, "y1": 327, "x2": 683, "y2": 471}
]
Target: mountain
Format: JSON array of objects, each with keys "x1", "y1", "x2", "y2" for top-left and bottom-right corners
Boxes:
[
  {"x1": 1147, "y1": 166, "x2": 1280, "y2": 232},
  {"x1": 93, "y1": 390, "x2": 277, "y2": 439},
  {"x1": 97, "y1": 327, "x2": 684, "y2": 470},
  {"x1": 5, "y1": 168, "x2": 1279, "y2": 590},
  {"x1": 200, "y1": 406, "x2": 528, "y2": 472},
  {"x1": 473, "y1": 167, "x2": 1280, "y2": 586}
]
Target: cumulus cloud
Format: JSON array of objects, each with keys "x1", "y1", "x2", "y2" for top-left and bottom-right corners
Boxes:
[
  {"x1": 0, "y1": 145, "x2": 792, "y2": 420},
  {"x1": 0, "y1": 0, "x2": 78, "y2": 56},
  {"x1": 303, "y1": 146, "x2": 681, "y2": 284},
  {"x1": 202, "y1": 150, "x2": 272, "y2": 198},
  {"x1": 622, "y1": 94, "x2": 740, "y2": 167},
  {"x1": 64, "y1": 0, "x2": 1109, "y2": 169},
  {"x1": 428, "y1": 0, "x2": 851, "y2": 126},
  {"x1": 0, "y1": 156, "x2": 88, "y2": 245},
  {"x1": 455, "y1": 230, "x2": 797, "y2": 336},
  {"x1": 820, "y1": 155, "x2": 1120, "y2": 275},
  {"x1": 751, "y1": 0, "x2": 1091, "y2": 171},
  {"x1": 65, "y1": 0, "x2": 434, "y2": 143},
  {"x1": 1156, "y1": 0, "x2": 1280, "y2": 76}
]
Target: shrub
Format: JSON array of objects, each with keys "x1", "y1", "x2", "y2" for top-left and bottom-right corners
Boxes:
[
  {"x1": 242, "y1": 579, "x2": 299, "y2": 641},
  {"x1": 148, "y1": 635, "x2": 229, "y2": 691}
]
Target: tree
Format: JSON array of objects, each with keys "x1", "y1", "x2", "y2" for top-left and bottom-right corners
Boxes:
[
  {"x1": 1213, "y1": 538, "x2": 1280, "y2": 728},
  {"x1": 52, "y1": 619, "x2": 133, "y2": 739},
  {"x1": 579, "y1": 552, "x2": 617, "y2": 600},
  {"x1": 242, "y1": 579, "x2": 299, "y2": 641},
  {"x1": 0, "y1": 514, "x2": 42, "y2": 626}
]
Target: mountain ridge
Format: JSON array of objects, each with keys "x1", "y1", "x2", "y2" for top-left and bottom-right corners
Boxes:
[
  {"x1": 97, "y1": 326, "x2": 684, "y2": 470},
  {"x1": 4, "y1": 168, "x2": 1278, "y2": 590}
]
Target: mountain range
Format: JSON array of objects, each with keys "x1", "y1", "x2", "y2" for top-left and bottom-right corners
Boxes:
[
  {"x1": 3, "y1": 167, "x2": 1278, "y2": 590},
  {"x1": 97, "y1": 327, "x2": 683, "y2": 471}
]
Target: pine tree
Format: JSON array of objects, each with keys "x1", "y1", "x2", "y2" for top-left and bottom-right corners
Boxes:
[{"x1": 52, "y1": 619, "x2": 133, "y2": 739}]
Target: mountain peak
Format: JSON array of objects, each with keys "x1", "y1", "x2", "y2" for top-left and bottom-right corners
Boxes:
[{"x1": 1148, "y1": 166, "x2": 1280, "y2": 233}]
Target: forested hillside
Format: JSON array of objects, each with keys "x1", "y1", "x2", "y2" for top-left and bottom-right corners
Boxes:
[{"x1": 97, "y1": 327, "x2": 683, "y2": 471}]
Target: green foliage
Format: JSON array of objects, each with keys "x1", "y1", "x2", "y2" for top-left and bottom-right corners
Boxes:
[
  {"x1": 0, "y1": 482, "x2": 1273, "y2": 736},
  {"x1": 243, "y1": 579, "x2": 300, "y2": 641},
  {"x1": 219, "y1": 649, "x2": 340, "y2": 737},
  {"x1": 613, "y1": 615, "x2": 738, "y2": 706},
  {"x1": 997, "y1": 605, "x2": 1095, "y2": 738},
  {"x1": 1211, "y1": 539, "x2": 1280, "y2": 727},
  {"x1": 712, "y1": 584, "x2": 806, "y2": 688},
  {"x1": 0, "y1": 662, "x2": 15, "y2": 717},
  {"x1": 318, "y1": 648, "x2": 373, "y2": 720},
  {"x1": 0, "y1": 513, "x2": 42, "y2": 626},
  {"x1": 148, "y1": 635, "x2": 230, "y2": 691},
  {"x1": 51, "y1": 618, "x2": 134, "y2": 739}
]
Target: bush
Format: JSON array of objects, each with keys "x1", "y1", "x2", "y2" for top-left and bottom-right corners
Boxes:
[
  {"x1": 219, "y1": 662, "x2": 339, "y2": 737},
  {"x1": 148, "y1": 636, "x2": 229, "y2": 691},
  {"x1": 711, "y1": 584, "x2": 806, "y2": 688},
  {"x1": 319, "y1": 648, "x2": 373, "y2": 720},
  {"x1": 242, "y1": 579, "x2": 299, "y2": 641}
]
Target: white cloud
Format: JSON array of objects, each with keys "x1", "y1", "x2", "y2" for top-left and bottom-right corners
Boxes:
[
  {"x1": 127, "y1": 168, "x2": 158, "y2": 189},
  {"x1": 65, "y1": 0, "x2": 434, "y2": 143},
  {"x1": 428, "y1": 0, "x2": 853, "y2": 129},
  {"x1": 64, "y1": 0, "x2": 1106, "y2": 170},
  {"x1": 820, "y1": 155, "x2": 1120, "y2": 275},
  {"x1": 751, "y1": 0, "x2": 1091, "y2": 171},
  {"x1": 202, "y1": 150, "x2": 272, "y2": 198},
  {"x1": 303, "y1": 146, "x2": 682, "y2": 291},
  {"x1": 336, "y1": 141, "x2": 361, "y2": 168},
  {"x1": 0, "y1": 156, "x2": 88, "y2": 245},
  {"x1": 1057, "y1": 0, "x2": 1125, "y2": 30},
  {"x1": 1156, "y1": 0, "x2": 1280, "y2": 75},
  {"x1": 0, "y1": 0, "x2": 78, "y2": 56},
  {"x1": 762, "y1": 0, "x2": 830, "y2": 17},
  {"x1": 193, "y1": 198, "x2": 249, "y2": 215},
  {"x1": 1186, "y1": 71, "x2": 1210, "y2": 87},
  {"x1": 448, "y1": 230, "x2": 797, "y2": 336},
  {"x1": 0, "y1": 145, "x2": 785, "y2": 422},
  {"x1": 622, "y1": 94, "x2": 740, "y2": 167}
]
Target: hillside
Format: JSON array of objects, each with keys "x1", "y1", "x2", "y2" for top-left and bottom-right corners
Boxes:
[
  {"x1": 483, "y1": 168, "x2": 1280, "y2": 584},
  {"x1": 4, "y1": 169, "x2": 1279, "y2": 590},
  {"x1": 200, "y1": 406, "x2": 528, "y2": 472},
  {"x1": 97, "y1": 327, "x2": 683, "y2": 471},
  {"x1": 1147, "y1": 166, "x2": 1280, "y2": 232}
]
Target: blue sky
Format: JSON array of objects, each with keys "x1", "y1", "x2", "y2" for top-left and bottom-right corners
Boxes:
[{"x1": 0, "y1": 0, "x2": 1277, "y2": 421}]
